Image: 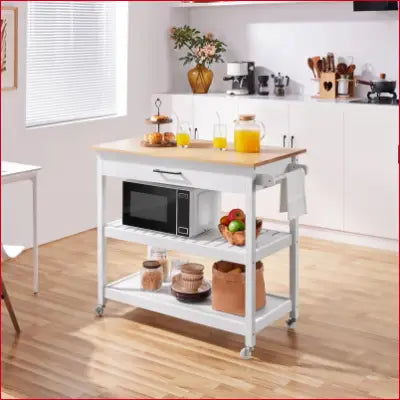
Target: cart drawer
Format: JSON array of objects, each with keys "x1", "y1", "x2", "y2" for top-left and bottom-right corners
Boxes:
[{"x1": 100, "y1": 158, "x2": 249, "y2": 193}]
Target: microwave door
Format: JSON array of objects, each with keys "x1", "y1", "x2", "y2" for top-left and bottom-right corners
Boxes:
[{"x1": 123, "y1": 182, "x2": 177, "y2": 234}]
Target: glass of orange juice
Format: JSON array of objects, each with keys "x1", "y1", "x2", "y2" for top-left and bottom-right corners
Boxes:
[
  {"x1": 213, "y1": 124, "x2": 227, "y2": 151},
  {"x1": 176, "y1": 122, "x2": 192, "y2": 148}
]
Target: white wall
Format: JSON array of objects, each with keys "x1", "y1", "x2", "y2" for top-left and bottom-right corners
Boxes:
[
  {"x1": 1, "y1": 1, "x2": 188, "y2": 247},
  {"x1": 187, "y1": 1, "x2": 399, "y2": 96},
  {"x1": 3, "y1": 1, "x2": 398, "y2": 247}
]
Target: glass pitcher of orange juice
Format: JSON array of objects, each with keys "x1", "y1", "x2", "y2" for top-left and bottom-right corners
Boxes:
[{"x1": 234, "y1": 115, "x2": 266, "y2": 153}]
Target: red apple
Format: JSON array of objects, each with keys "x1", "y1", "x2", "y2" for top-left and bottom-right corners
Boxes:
[
  {"x1": 228, "y1": 208, "x2": 246, "y2": 222},
  {"x1": 220, "y1": 215, "x2": 230, "y2": 226}
]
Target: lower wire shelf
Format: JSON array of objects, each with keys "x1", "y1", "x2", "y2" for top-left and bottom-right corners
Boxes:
[{"x1": 105, "y1": 273, "x2": 292, "y2": 336}]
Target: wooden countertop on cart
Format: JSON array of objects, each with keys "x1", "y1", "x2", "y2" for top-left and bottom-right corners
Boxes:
[{"x1": 93, "y1": 139, "x2": 306, "y2": 168}]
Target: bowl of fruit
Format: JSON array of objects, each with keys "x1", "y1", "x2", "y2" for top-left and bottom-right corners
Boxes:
[{"x1": 218, "y1": 209, "x2": 263, "y2": 246}]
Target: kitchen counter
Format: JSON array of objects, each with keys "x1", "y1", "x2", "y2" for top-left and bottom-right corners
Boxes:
[
  {"x1": 158, "y1": 92, "x2": 398, "y2": 108},
  {"x1": 93, "y1": 139, "x2": 306, "y2": 168}
]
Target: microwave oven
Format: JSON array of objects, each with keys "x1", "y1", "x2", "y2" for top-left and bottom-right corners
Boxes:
[{"x1": 122, "y1": 181, "x2": 219, "y2": 237}]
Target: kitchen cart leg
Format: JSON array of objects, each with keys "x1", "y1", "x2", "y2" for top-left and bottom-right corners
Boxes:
[
  {"x1": 96, "y1": 156, "x2": 107, "y2": 317},
  {"x1": 32, "y1": 175, "x2": 39, "y2": 294},
  {"x1": 242, "y1": 177, "x2": 256, "y2": 359},
  {"x1": 287, "y1": 217, "x2": 299, "y2": 329}
]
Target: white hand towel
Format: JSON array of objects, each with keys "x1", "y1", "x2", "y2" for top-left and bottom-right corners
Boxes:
[{"x1": 280, "y1": 169, "x2": 307, "y2": 220}]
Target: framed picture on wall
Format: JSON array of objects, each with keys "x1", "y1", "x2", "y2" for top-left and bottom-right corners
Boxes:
[{"x1": 1, "y1": 6, "x2": 18, "y2": 90}]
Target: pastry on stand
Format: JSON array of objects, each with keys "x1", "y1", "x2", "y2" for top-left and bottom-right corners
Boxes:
[{"x1": 142, "y1": 97, "x2": 176, "y2": 147}]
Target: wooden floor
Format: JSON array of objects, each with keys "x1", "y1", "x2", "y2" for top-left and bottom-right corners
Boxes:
[{"x1": 1, "y1": 230, "x2": 398, "y2": 399}]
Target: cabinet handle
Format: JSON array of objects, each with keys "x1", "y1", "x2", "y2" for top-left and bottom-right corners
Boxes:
[
  {"x1": 153, "y1": 169, "x2": 182, "y2": 175},
  {"x1": 283, "y1": 135, "x2": 287, "y2": 148},
  {"x1": 291, "y1": 136, "x2": 295, "y2": 148}
]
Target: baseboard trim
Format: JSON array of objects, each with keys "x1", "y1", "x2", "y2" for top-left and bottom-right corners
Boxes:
[{"x1": 263, "y1": 219, "x2": 398, "y2": 251}]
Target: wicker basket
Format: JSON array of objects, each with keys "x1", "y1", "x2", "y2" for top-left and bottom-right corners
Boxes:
[{"x1": 218, "y1": 219, "x2": 262, "y2": 246}]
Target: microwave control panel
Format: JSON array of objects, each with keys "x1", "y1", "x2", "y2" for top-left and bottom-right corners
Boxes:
[{"x1": 177, "y1": 190, "x2": 190, "y2": 237}]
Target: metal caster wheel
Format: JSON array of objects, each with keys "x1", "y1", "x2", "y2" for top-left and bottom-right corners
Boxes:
[
  {"x1": 286, "y1": 317, "x2": 296, "y2": 329},
  {"x1": 95, "y1": 305, "x2": 105, "y2": 317},
  {"x1": 240, "y1": 347, "x2": 253, "y2": 360}
]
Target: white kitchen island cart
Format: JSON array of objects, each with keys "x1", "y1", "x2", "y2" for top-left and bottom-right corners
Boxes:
[{"x1": 93, "y1": 139, "x2": 307, "y2": 359}]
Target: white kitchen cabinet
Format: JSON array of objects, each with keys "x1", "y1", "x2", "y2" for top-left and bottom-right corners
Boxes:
[
  {"x1": 289, "y1": 103, "x2": 344, "y2": 230},
  {"x1": 171, "y1": 94, "x2": 194, "y2": 127},
  {"x1": 193, "y1": 95, "x2": 238, "y2": 141},
  {"x1": 343, "y1": 106, "x2": 398, "y2": 239}
]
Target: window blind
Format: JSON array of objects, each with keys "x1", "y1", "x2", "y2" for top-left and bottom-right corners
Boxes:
[{"x1": 26, "y1": 2, "x2": 119, "y2": 127}]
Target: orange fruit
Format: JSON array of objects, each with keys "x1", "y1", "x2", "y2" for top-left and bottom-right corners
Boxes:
[{"x1": 220, "y1": 215, "x2": 230, "y2": 226}]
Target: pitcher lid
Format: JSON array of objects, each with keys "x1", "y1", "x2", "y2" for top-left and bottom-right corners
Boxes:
[{"x1": 239, "y1": 114, "x2": 256, "y2": 121}]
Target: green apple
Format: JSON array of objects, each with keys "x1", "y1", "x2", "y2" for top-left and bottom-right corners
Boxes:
[{"x1": 228, "y1": 220, "x2": 245, "y2": 233}]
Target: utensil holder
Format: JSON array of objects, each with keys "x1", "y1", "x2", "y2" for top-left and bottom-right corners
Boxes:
[
  {"x1": 348, "y1": 73, "x2": 355, "y2": 97},
  {"x1": 319, "y1": 72, "x2": 336, "y2": 99},
  {"x1": 337, "y1": 77, "x2": 350, "y2": 97},
  {"x1": 311, "y1": 78, "x2": 320, "y2": 96}
]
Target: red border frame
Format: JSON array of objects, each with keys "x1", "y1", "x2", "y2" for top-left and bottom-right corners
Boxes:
[{"x1": 0, "y1": 1, "x2": 399, "y2": 399}]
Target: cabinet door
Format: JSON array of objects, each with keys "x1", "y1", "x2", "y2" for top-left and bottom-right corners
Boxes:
[
  {"x1": 171, "y1": 94, "x2": 194, "y2": 127},
  {"x1": 289, "y1": 103, "x2": 344, "y2": 230},
  {"x1": 344, "y1": 106, "x2": 398, "y2": 239},
  {"x1": 193, "y1": 96, "x2": 237, "y2": 141}
]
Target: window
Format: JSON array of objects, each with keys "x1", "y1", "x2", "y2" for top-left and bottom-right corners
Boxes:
[{"x1": 26, "y1": 2, "x2": 127, "y2": 128}]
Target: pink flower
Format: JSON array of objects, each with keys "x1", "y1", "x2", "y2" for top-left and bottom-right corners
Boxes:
[
  {"x1": 204, "y1": 44, "x2": 216, "y2": 57},
  {"x1": 169, "y1": 26, "x2": 176, "y2": 36},
  {"x1": 209, "y1": 45, "x2": 216, "y2": 56},
  {"x1": 205, "y1": 32, "x2": 214, "y2": 40}
]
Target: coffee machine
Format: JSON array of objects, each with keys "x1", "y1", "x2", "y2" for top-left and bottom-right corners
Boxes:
[
  {"x1": 271, "y1": 73, "x2": 290, "y2": 97},
  {"x1": 223, "y1": 62, "x2": 255, "y2": 95}
]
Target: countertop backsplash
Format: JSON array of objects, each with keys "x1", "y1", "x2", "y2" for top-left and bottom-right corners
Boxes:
[{"x1": 180, "y1": 1, "x2": 399, "y2": 97}]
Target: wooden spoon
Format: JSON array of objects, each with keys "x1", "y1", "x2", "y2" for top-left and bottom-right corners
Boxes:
[
  {"x1": 329, "y1": 53, "x2": 335, "y2": 72},
  {"x1": 322, "y1": 57, "x2": 327, "y2": 73},
  {"x1": 312, "y1": 56, "x2": 320, "y2": 74},
  {"x1": 347, "y1": 64, "x2": 356, "y2": 75},
  {"x1": 307, "y1": 57, "x2": 316, "y2": 78},
  {"x1": 336, "y1": 62, "x2": 348, "y2": 76},
  {"x1": 316, "y1": 59, "x2": 323, "y2": 78}
]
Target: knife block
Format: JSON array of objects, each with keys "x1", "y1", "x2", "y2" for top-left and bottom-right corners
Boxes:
[{"x1": 319, "y1": 72, "x2": 336, "y2": 99}]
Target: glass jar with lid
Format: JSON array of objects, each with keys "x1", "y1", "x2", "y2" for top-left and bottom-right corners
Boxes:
[
  {"x1": 141, "y1": 260, "x2": 163, "y2": 292},
  {"x1": 148, "y1": 247, "x2": 168, "y2": 282},
  {"x1": 234, "y1": 114, "x2": 266, "y2": 153}
]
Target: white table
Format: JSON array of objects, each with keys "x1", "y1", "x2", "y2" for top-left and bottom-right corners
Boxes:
[
  {"x1": 2, "y1": 161, "x2": 41, "y2": 293},
  {"x1": 93, "y1": 140, "x2": 306, "y2": 359}
]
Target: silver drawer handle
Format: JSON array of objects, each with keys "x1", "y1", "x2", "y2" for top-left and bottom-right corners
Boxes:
[{"x1": 153, "y1": 169, "x2": 182, "y2": 175}]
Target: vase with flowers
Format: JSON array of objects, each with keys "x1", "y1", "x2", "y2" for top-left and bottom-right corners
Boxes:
[{"x1": 170, "y1": 25, "x2": 227, "y2": 94}]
